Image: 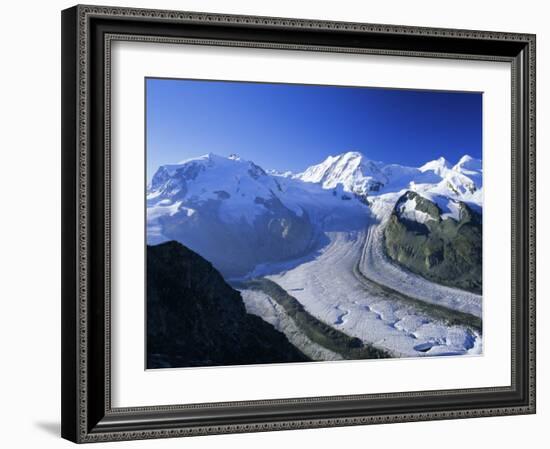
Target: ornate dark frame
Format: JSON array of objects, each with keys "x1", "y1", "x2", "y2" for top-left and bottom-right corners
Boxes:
[{"x1": 61, "y1": 4, "x2": 536, "y2": 443}]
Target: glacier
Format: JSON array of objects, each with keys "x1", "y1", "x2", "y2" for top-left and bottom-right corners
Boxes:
[{"x1": 147, "y1": 150, "x2": 483, "y2": 359}]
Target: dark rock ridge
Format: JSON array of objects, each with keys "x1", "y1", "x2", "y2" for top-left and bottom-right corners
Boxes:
[
  {"x1": 384, "y1": 191, "x2": 482, "y2": 294},
  {"x1": 147, "y1": 241, "x2": 309, "y2": 369}
]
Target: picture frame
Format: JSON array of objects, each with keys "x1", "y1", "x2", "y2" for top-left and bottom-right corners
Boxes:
[{"x1": 61, "y1": 4, "x2": 536, "y2": 443}]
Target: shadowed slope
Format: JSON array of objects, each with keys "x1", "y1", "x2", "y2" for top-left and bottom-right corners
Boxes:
[{"x1": 147, "y1": 241, "x2": 309, "y2": 368}]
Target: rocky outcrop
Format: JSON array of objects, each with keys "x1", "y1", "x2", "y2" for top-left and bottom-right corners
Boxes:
[
  {"x1": 384, "y1": 191, "x2": 482, "y2": 294},
  {"x1": 147, "y1": 241, "x2": 309, "y2": 369}
]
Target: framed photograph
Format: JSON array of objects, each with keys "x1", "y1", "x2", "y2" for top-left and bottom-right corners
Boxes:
[{"x1": 61, "y1": 4, "x2": 536, "y2": 443}]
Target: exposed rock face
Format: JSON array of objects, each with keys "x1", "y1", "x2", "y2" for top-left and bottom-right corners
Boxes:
[
  {"x1": 147, "y1": 241, "x2": 309, "y2": 369},
  {"x1": 384, "y1": 191, "x2": 482, "y2": 294}
]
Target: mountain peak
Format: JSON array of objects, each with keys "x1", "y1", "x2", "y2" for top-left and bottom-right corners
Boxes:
[
  {"x1": 457, "y1": 154, "x2": 473, "y2": 163},
  {"x1": 296, "y1": 150, "x2": 386, "y2": 194},
  {"x1": 454, "y1": 154, "x2": 482, "y2": 173},
  {"x1": 174, "y1": 152, "x2": 219, "y2": 165},
  {"x1": 337, "y1": 150, "x2": 364, "y2": 160},
  {"x1": 313, "y1": 151, "x2": 365, "y2": 168},
  {"x1": 419, "y1": 157, "x2": 451, "y2": 175}
]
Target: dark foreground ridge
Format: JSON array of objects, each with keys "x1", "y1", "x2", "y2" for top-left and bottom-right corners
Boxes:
[{"x1": 147, "y1": 241, "x2": 309, "y2": 368}]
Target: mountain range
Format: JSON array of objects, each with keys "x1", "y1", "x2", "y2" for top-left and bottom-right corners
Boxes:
[{"x1": 147, "y1": 151, "x2": 482, "y2": 279}]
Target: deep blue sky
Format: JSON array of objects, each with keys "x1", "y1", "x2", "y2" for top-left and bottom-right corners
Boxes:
[{"x1": 146, "y1": 78, "x2": 482, "y2": 180}]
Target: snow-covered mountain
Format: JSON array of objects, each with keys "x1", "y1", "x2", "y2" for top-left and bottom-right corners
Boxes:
[
  {"x1": 419, "y1": 156, "x2": 452, "y2": 176},
  {"x1": 147, "y1": 150, "x2": 482, "y2": 276},
  {"x1": 296, "y1": 151, "x2": 388, "y2": 195},
  {"x1": 452, "y1": 154, "x2": 482, "y2": 189},
  {"x1": 295, "y1": 151, "x2": 482, "y2": 204},
  {"x1": 147, "y1": 150, "x2": 484, "y2": 360},
  {"x1": 147, "y1": 152, "x2": 370, "y2": 276},
  {"x1": 148, "y1": 153, "x2": 288, "y2": 225},
  {"x1": 415, "y1": 154, "x2": 482, "y2": 207}
]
